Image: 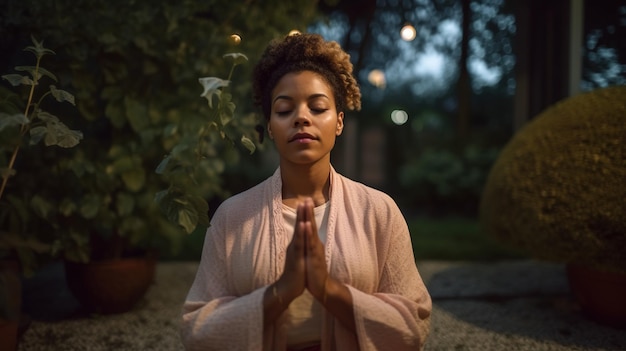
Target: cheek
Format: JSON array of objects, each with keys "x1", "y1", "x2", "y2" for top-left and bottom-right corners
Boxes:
[{"x1": 267, "y1": 120, "x2": 284, "y2": 140}]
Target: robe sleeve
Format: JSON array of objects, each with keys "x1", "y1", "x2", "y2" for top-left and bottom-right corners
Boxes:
[
  {"x1": 344, "y1": 201, "x2": 432, "y2": 351},
  {"x1": 179, "y1": 219, "x2": 267, "y2": 351}
]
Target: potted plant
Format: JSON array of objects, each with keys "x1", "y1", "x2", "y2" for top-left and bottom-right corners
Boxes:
[
  {"x1": 480, "y1": 86, "x2": 626, "y2": 328},
  {"x1": 0, "y1": 36, "x2": 83, "y2": 350},
  {"x1": 2, "y1": 0, "x2": 319, "y2": 315},
  {"x1": 49, "y1": 52, "x2": 256, "y2": 314}
]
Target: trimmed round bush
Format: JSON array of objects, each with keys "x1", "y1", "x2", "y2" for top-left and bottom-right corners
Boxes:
[{"x1": 480, "y1": 86, "x2": 626, "y2": 273}]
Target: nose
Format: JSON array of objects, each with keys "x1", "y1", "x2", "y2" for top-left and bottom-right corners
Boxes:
[{"x1": 293, "y1": 106, "x2": 311, "y2": 127}]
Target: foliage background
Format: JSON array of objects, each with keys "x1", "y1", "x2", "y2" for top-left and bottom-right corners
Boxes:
[{"x1": 0, "y1": 0, "x2": 320, "y2": 263}]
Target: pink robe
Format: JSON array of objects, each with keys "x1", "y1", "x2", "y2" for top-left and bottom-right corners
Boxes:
[{"x1": 181, "y1": 167, "x2": 431, "y2": 350}]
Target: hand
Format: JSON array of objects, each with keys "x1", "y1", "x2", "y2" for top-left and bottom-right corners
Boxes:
[
  {"x1": 270, "y1": 200, "x2": 354, "y2": 332},
  {"x1": 276, "y1": 202, "x2": 307, "y2": 302},
  {"x1": 300, "y1": 198, "x2": 329, "y2": 302},
  {"x1": 277, "y1": 198, "x2": 330, "y2": 304}
]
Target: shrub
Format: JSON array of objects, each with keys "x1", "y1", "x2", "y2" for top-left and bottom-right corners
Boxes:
[{"x1": 480, "y1": 86, "x2": 626, "y2": 273}]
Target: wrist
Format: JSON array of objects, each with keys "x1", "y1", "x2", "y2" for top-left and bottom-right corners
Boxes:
[
  {"x1": 271, "y1": 283, "x2": 284, "y2": 307},
  {"x1": 274, "y1": 278, "x2": 300, "y2": 305},
  {"x1": 317, "y1": 276, "x2": 334, "y2": 306}
]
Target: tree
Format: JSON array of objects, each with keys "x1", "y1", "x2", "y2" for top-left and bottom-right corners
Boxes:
[
  {"x1": 581, "y1": 0, "x2": 626, "y2": 90},
  {"x1": 315, "y1": 0, "x2": 516, "y2": 131}
]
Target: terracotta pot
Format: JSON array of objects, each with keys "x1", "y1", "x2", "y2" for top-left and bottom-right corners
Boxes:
[
  {"x1": 0, "y1": 320, "x2": 18, "y2": 351},
  {"x1": 0, "y1": 259, "x2": 21, "y2": 351},
  {"x1": 65, "y1": 257, "x2": 156, "y2": 314},
  {"x1": 566, "y1": 263, "x2": 626, "y2": 329}
]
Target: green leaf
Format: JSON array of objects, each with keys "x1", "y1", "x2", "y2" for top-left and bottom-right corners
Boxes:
[
  {"x1": 1, "y1": 74, "x2": 33, "y2": 87},
  {"x1": 125, "y1": 97, "x2": 149, "y2": 132},
  {"x1": 199, "y1": 77, "x2": 229, "y2": 108},
  {"x1": 80, "y1": 194, "x2": 101, "y2": 219},
  {"x1": 155, "y1": 190, "x2": 207, "y2": 234},
  {"x1": 24, "y1": 36, "x2": 55, "y2": 59},
  {"x1": 121, "y1": 167, "x2": 146, "y2": 192},
  {"x1": 15, "y1": 66, "x2": 57, "y2": 82},
  {"x1": 105, "y1": 101, "x2": 126, "y2": 128},
  {"x1": 0, "y1": 167, "x2": 16, "y2": 181},
  {"x1": 59, "y1": 229, "x2": 90, "y2": 263},
  {"x1": 30, "y1": 195, "x2": 56, "y2": 220},
  {"x1": 187, "y1": 194, "x2": 210, "y2": 227},
  {"x1": 32, "y1": 111, "x2": 83, "y2": 148},
  {"x1": 219, "y1": 92, "x2": 235, "y2": 126},
  {"x1": 154, "y1": 190, "x2": 167, "y2": 204},
  {"x1": 29, "y1": 126, "x2": 46, "y2": 145},
  {"x1": 241, "y1": 135, "x2": 256, "y2": 154},
  {"x1": 155, "y1": 155, "x2": 170, "y2": 175},
  {"x1": 0, "y1": 86, "x2": 24, "y2": 113},
  {"x1": 49, "y1": 85, "x2": 76, "y2": 105},
  {"x1": 116, "y1": 192, "x2": 135, "y2": 216},
  {"x1": 0, "y1": 113, "x2": 28, "y2": 131},
  {"x1": 59, "y1": 198, "x2": 77, "y2": 216},
  {"x1": 178, "y1": 207, "x2": 198, "y2": 234},
  {"x1": 108, "y1": 154, "x2": 133, "y2": 173}
]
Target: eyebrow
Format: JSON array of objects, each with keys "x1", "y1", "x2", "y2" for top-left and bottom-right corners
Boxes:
[{"x1": 272, "y1": 93, "x2": 330, "y2": 105}]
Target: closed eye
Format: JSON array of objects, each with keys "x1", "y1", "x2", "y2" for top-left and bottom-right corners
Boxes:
[
  {"x1": 275, "y1": 108, "x2": 327, "y2": 116},
  {"x1": 311, "y1": 108, "x2": 328, "y2": 114}
]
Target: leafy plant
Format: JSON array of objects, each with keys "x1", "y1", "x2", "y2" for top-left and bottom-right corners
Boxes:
[
  {"x1": 0, "y1": 36, "x2": 82, "y2": 273},
  {"x1": 1, "y1": 0, "x2": 320, "y2": 264},
  {"x1": 156, "y1": 53, "x2": 255, "y2": 234}
]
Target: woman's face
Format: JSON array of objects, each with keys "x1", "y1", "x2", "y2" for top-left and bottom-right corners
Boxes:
[{"x1": 267, "y1": 70, "x2": 344, "y2": 166}]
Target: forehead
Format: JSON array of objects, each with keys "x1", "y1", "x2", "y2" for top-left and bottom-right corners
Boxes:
[{"x1": 271, "y1": 71, "x2": 335, "y2": 98}]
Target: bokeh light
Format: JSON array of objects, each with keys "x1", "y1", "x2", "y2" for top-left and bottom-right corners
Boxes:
[
  {"x1": 229, "y1": 34, "x2": 241, "y2": 45},
  {"x1": 368, "y1": 69, "x2": 386, "y2": 88},
  {"x1": 400, "y1": 24, "x2": 417, "y2": 41},
  {"x1": 391, "y1": 109, "x2": 409, "y2": 125}
]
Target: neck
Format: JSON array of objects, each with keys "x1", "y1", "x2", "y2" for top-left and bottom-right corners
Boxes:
[{"x1": 280, "y1": 160, "x2": 331, "y2": 207}]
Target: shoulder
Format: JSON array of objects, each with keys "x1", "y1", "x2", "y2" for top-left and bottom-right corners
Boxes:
[
  {"x1": 210, "y1": 174, "x2": 273, "y2": 225},
  {"x1": 333, "y1": 172, "x2": 410, "y2": 252},
  {"x1": 336, "y1": 172, "x2": 399, "y2": 211}
]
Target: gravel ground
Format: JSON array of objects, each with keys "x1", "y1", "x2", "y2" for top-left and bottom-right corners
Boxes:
[{"x1": 17, "y1": 260, "x2": 626, "y2": 351}]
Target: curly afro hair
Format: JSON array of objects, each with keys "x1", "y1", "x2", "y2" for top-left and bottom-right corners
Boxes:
[{"x1": 252, "y1": 32, "x2": 361, "y2": 120}]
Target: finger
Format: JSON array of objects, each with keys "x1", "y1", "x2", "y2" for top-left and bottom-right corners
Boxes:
[
  {"x1": 306, "y1": 198, "x2": 314, "y2": 221},
  {"x1": 305, "y1": 222, "x2": 324, "y2": 258},
  {"x1": 303, "y1": 198, "x2": 319, "y2": 239},
  {"x1": 296, "y1": 200, "x2": 307, "y2": 224},
  {"x1": 299, "y1": 198, "x2": 312, "y2": 225},
  {"x1": 304, "y1": 222, "x2": 328, "y2": 297},
  {"x1": 304, "y1": 221, "x2": 314, "y2": 252},
  {"x1": 294, "y1": 221, "x2": 306, "y2": 253}
]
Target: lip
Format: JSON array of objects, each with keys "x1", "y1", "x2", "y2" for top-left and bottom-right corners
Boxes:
[{"x1": 289, "y1": 132, "x2": 317, "y2": 143}]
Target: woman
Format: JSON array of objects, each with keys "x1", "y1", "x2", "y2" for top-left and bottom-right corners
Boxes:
[{"x1": 181, "y1": 32, "x2": 431, "y2": 351}]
